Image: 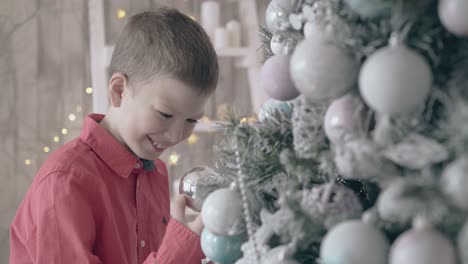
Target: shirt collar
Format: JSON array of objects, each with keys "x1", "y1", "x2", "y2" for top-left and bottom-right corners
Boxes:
[{"x1": 80, "y1": 114, "x2": 155, "y2": 178}]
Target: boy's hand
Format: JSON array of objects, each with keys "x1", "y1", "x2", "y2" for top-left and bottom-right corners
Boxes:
[{"x1": 172, "y1": 194, "x2": 204, "y2": 236}]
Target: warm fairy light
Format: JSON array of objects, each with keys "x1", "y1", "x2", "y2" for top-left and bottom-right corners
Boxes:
[
  {"x1": 189, "y1": 15, "x2": 196, "y2": 21},
  {"x1": 200, "y1": 116, "x2": 211, "y2": 123},
  {"x1": 24, "y1": 159, "x2": 31, "y2": 165},
  {"x1": 240, "y1": 116, "x2": 257, "y2": 124},
  {"x1": 43, "y1": 147, "x2": 50, "y2": 153},
  {"x1": 53, "y1": 136, "x2": 60, "y2": 142},
  {"x1": 69, "y1": 114, "x2": 76, "y2": 121},
  {"x1": 117, "y1": 8, "x2": 127, "y2": 19},
  {"x1": 169, "y1": 152, "x2": 180, "y2": 165},
  {"x1": 85, "y1": 87, "x2": 93, "y2": 94},
  {"x1": 187, "y1": 134, "x2": 199, "y2": 145},
  {"x1": 61, "y1": 128, "x2": 68, "y2": 135}
]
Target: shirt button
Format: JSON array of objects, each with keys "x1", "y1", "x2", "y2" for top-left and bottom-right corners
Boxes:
[
  {"x1": 134, "y1": 163, "x2": 141, "y2": 169},
  {"x1": 140, "y1": 240, "x2": 146, "y2": 248}
]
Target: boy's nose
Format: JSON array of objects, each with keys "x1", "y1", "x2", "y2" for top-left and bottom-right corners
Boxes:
[{"x1": 165, "y1": 122, "x2": 185, "y2": 144}]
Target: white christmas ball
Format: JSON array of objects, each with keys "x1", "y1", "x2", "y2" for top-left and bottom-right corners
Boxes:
[
  {"x1": 359, "y1": 44, "x2": 432, "y2": 115},
  {"x1": 290, "y1": 40, "x2": 358, "y2": 101},
  {"x1": 438, "y1": 0, "x2": 468, "y2": 37},
  {"x1": 265, "y1": 0, "x2": 294, "y2": 33},
  {"x1": 320, "y1": 220, "x2": 390, "y2": 264},
  {"x1": 201, "y1": 188, "x2": 244, "y2": 236},
  {"x1": 390, "y1": 225, "x2": 457, "y2": 264},
  {"x1": 441, "y1": 156, "x2": 468, "y2": 210}
]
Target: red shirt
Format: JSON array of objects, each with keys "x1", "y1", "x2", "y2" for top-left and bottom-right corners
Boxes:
[{"x1": 10, "y1": 114, "x2": 204, "y2": 264}]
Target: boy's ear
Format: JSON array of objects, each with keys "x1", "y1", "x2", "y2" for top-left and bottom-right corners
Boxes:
[{"x1": 108, "y1": 73, "x2": 129, "y2": 107}]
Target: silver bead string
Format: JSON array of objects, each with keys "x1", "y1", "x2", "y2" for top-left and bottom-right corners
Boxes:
[{"x1": 233, "y1": 135, "x2": 261, "y2": 264}]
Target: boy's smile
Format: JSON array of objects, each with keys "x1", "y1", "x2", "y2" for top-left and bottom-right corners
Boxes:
[{"x1": 102, "y1": 74, "x2": 210, "y2": 160}]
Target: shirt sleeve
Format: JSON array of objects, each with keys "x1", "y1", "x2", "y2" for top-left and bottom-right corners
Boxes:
[
  {"x1": 10, "y1": 171, "x2": 103, "y2": 264},
  {"x1": 143, "y1": 218, "x2": 205, "y2": 264}
]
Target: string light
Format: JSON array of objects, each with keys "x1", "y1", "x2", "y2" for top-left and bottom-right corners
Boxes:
[
  {"x1": 53, "y1": 136, "x2": 60, "y2": 143},
  {"x1": 187, "y1": 134, "x2": 199, "y2": 145},
  {"x1": 61, "y1": 128, "x2": 68, "y2": 135},
  {"x1": 117, "y1": 8, "x2": 127, "y2": 19},
  {"x1": 24, "y1": 159, "x2": 31, "y2": 166},
  {"x1": 69, "y1": 114, "x2": 76, "y2": 121},
  {"x1": 43, "y1": 147, "x2": 50, "y2": 153},
  {"x1": 85, "y1": 87, "x2": 93, "y2": 94},
  {"x1": 240, "y1": 116, "x2": 257, "y2": 124},
  {"x1": 201, "y1": 116, "x2": 211, "y2": 123},
  {"x1": 169, "y1": 152, "x2": 180, "y2": 166}
]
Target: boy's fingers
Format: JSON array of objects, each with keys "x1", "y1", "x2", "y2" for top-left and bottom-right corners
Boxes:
[
  {"x1": 171, "y1": 194, "x2": 187, "y2": 223},
  {"x1": 189, "y1": 214, "x2": 204, "y2": 236}
]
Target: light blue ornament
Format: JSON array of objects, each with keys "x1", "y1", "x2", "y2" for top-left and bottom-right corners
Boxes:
[
  {"x1": 201, "y1": 229, "x2": 247, "y2": 264},
  {"x1": 320, "y1": 220, "x2": 390, "y2": 264},
  {"x1": 344, "y1": 0, "x2": 393, "y2": 18},
  {"x1": 258, "y1": 99, "x2": 293, "y2": 121}
]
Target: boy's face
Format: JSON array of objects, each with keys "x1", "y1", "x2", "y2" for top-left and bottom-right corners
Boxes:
[{"x1": 115, "y1": 76, "x2": 210, "y2": 160}]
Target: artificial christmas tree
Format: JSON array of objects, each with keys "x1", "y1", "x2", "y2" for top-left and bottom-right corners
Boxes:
[{"x1": 187, "y1": 0, "x2": 468, "y2": 263}]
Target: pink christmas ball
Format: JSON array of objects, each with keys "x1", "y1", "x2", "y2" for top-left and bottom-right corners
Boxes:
[
  {"x1": 390, "y1": 225, "x2": 457, "y2": 264},
  {"x1": 439, "y1": 0, "x2": 468, "y2": 36},
  {"x1": 261, "y1": 55, "x2": 300, "y2": 101},
  {"x1": 324, "y1": 94, "x2": 365, "y2": 143}
]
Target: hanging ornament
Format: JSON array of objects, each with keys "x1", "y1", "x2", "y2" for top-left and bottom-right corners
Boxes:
[
  {"x1": 438, "y1": 0, "x2": 468, "y2": 37},
  {"x1": 265, "y1": 0, "x2": 294, "y2": 33},
  {"x1": 301, "y1": 182, "x2": 363, "y2": 229},
  {"x1": 290, "y1": 40, "x2": 358, "y2": 101},
  {"x1": 179, "y1": 166, "x2": 219, "y2": 212},
  {"x1": 324, "y1": 94, "x2": 366, "y2": 143},
  {"x1": 201, "y1": 187, "x2": 245, "y2": 236},
  {"x1": 389, "y1": 218, "x2": 457, "y2": 264},
  {"x1": 261, "y1": 55, "x2": 300, "y2": 101},
  {"x1": 359, "y1": 38, "x2": 432, "y2": 115},
  {"x1": 344, "y1": 0, "x2": 393, "y2": 18},
  {"x1": 270, "y1": 32, "x2": 302, "y2": 56},
  {"x1": 441, "y1": 156, "x2": 468, "y2": 211},
  {"x1": 201, "y1": 229, "x2": 246, "y2": 264},
  {"x1": 258, "y1": 99, "x2": 293, "y2": 121},
  {"x1": 320, "y1": 220, "x2": 390, "y2": 264}
]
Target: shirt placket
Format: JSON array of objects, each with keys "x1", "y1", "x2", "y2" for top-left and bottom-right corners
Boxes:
[{"x1": 134, "y1": 162, "x2": 147, "y2": 264}]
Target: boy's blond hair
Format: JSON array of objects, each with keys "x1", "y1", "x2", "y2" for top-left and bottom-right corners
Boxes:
[{"x1": 109, "y1": 8, "x2": 219, "y2": 94}]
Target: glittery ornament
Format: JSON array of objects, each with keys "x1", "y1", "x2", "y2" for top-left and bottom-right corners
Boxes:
[
  {"x1": 202, "y1": 188, "x2": 245, "y2": 236},
  {"x1": 179, "y1": 166, "x2": 219, "y2": 212},
  {"x1": 301, "y1": 182, "x2": 363, "y2": 228},
  {"x1": 261, "y1": 55, "x2": 300, "y2": 101},
  {"x1": 438, "y1": 0, "x2": 468, "y2": 37},
  {"x1": 441, "y1": 156, "x2": 468, "y2": 210},
  {"x1": 258, "y1": 99, "x2": 293, "y2": 122},
  {"x1": 344, "y1": 0, "x2": 393, "y2": 18},
  {"x1": 292, "y1": 96, "x2": 328, "y2": 158},
  {"x1": 359, "y1": 43, "x2": 432, "y2": 115},
  {"x1": 390, "y1": 220, "x2": 457, "y2": 264},
  {"x1": 324, "y1": 94, "x2": 366, "y2": 143},
  {"x1": 201, "y1": 229, "x2": 246, "y2": 264},
  {"x1": 290, "y1": 40, "x2": 358, "y2": 101},
  {"x1": 270, "y1": 32, "x2": 302, "y2": 56},
  {"x1": 265, "y1": 0, "x2": 294, "y2": 33},
  {"x1": 320, "y1": 220, "x2": 390, "y2": 264}
]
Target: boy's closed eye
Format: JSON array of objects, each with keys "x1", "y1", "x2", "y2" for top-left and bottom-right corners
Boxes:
[{"x1": 158, "y1": 111, "x2": 198, "y2": 123}]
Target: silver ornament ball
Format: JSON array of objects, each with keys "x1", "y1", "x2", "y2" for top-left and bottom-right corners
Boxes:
[{"x1": 179, "y1": 166, "x2": 218, "y2": 212}]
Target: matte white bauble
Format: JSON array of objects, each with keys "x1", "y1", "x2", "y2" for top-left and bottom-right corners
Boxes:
[
  {"x1": 359, "y1": 44, "x2": 432, "y2": 115},
  {"x1": 438, "y1": 0, "x2": 468, "y2": 36},
  {"x1": 290, "y1": 40, "x2": 358, "y2": 101},
  {"x1": 201, "y1": 188, "x2": 244, "y2": 236}
]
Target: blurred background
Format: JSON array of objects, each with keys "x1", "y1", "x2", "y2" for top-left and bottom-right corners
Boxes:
[{"x1": 0, "y1": 0, "x2": 270, "y2": 261}]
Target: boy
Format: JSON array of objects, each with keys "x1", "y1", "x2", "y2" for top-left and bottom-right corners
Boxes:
[{"x1": 10, "y1": 8, "x2": 218, "y2": 264}]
